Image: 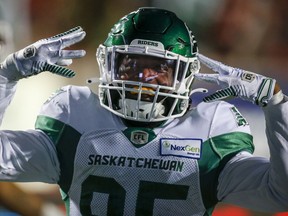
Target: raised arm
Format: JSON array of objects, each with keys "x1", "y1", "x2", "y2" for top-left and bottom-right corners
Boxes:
[
  {"x1": 0, "y1": 26, "x2": 86, "y2": 124},
  {"x1": 195, "y1": 54, "x2": 288, "y2": 212},
  {"x1": 0, "y1": 27, "x2": 86, "y2": 182}
]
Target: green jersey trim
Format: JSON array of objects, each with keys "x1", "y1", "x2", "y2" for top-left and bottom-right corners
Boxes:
[
  {"x1": 198, "y1": 132, "x2": 254, "y2": 213},
  {"x1": 60, "y1": 188, "x2": 70, "y2": 215},
  {"x1": 35, "y1": 115, "x2": 81, "y2": 195}
]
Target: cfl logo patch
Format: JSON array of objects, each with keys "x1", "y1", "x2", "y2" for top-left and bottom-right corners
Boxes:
[
  {"x1": 241, "y1": 71, "x2": 256, "y2": 83},
  {"x1": 131, "y1": 131, "x2": 149, "y2": 145}
]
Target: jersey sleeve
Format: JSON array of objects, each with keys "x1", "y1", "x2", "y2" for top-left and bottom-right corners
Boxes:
[
  {"x1": 0, "y1": 129, "x2": 60, "y2": 182},
  {"x1": 206, "y1": 101, "x2": 251, "y2": 137},
  {"x1": 217, "y1": 93, "x2": 288, "y2": 212},
  {"x1": 196, "y1": 101, "x2": 254, "y2": 171},
  {"x1": 35, "y1": 85, "x2": 103, "y2": 193},
  {"x1": 195, "y1": 101, "x2": 254, "y2": 210},
  {"x1": 36, "y1": 85, "x2": 120, "y2": 134},
  {"x1": 36, "y1": 85, "x2": 93, "y2": 130},
  {"x1": 0, "y1": 76, "x2": 60, "y2": 182}
]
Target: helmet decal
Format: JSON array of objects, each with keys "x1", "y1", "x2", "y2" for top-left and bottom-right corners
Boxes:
[{"x1": 130, "y1": 39, "x2": 165, "y2": 50}]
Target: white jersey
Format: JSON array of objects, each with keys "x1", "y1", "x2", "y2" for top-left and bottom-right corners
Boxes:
[{"x1": 0, "y1": 83, "x2": 287, "y2": 215}]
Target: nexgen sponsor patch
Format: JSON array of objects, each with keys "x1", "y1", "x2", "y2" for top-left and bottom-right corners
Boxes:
[{"x1": 160, "y1": 138, "x2": 202, "y2": 159}]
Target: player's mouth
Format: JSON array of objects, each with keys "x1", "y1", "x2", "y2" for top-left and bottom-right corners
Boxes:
[
  {"x1": 125, "y1": 86, "x2": 155, "y2": 102},
  {"x1": 130, "y1": 86, "x2": 155, "y2": 96}
]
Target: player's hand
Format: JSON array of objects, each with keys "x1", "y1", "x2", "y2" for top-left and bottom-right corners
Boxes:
[
  {"x1": 194, "y1": 54, "x2": 277, "y2": 107},
  {"x1": 0, "y1": 26, "x2": 86, "y2": 81}
]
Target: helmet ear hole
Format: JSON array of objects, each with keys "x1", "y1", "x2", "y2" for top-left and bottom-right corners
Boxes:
[{"x1": 189, "y1": 59, "x2": 200, "y2": 73}]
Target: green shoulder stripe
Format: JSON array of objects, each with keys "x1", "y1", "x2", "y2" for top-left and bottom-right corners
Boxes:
[
  {"x1": 35, "y1": 115, "x2": 81, "y2": 196},
  {"x1": 35, "y1": 115, "x2": 67, "y2": 144},
  {"x1": 198, "y1": 132, "x2": 254, "y2": 213}
]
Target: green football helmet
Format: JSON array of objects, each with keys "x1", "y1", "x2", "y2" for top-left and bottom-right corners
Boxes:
[{"x1": 95, "y1": 7, "x2": 201, "y2": 122}]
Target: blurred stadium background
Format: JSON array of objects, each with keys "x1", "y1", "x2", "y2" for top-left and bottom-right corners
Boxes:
[{"x1": 0, "y1": 0, "x2": 287, "y2": 215}]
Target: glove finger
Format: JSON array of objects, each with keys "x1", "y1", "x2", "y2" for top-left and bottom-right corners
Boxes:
[
  {"x1": 43, "y1": 63, "x2": 76, "y2": 78},
  {"x1": 198, "y1": 54, "x2": 234, "y2": 76},
  {"x1": 48, "y1": 26, "x2": 84, "y2": 40},
  {"x1": 60, "y1": 49, "x2": 86, "y2": 59},
  {"x1": 203, "y1": 87, "x2": 237, "y2": 102},
  {"x1": 255, "y1": 78, "x2": 276, "y2": 107},
  {"x1": 59, "y1": 31, "x2": 86, "y2": 49},
  {"x1": 55, "y1": 59, "x2": 72, "y2": 66},
  {"x1": 194, "y1": 73, "x2": 220, "y2": 83}
]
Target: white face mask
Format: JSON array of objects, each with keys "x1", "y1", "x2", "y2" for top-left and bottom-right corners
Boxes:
[{"x1": 96, "y1": 44, "x2": 200, "y2": 122}]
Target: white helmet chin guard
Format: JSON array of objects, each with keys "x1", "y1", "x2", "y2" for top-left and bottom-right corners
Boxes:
[{"x1": 94, "y1": 8, "x2": 201, "y2": 123}]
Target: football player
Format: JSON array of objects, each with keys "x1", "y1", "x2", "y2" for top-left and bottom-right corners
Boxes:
[{"x1": 0, "y1": 7, "x2": 287, "y2": 216}]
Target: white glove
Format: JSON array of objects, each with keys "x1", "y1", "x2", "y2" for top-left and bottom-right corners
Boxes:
[
  {"x1": 195, "y1": 54, "x2": 276, "y2": 107},
  {"x1": 0, "y1": 26, "x2": 86, "y2": 81}
]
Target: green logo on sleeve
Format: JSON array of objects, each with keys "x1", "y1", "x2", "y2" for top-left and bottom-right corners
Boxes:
[{"x1": 230, "y1": 107, "x2": 248, "y2": 126}]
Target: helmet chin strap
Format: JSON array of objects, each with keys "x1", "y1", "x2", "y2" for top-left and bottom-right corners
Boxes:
[{"x1": 119, "y1": 98, "x2": 165, "y2": 121}]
